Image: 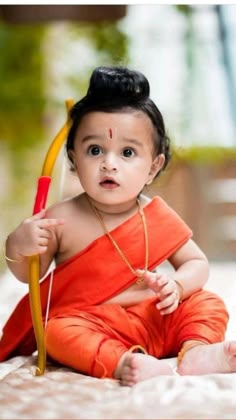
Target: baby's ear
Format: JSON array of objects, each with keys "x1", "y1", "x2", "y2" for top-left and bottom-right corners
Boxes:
[
  {"x1": 68, "y1": 150, "x2": 76, "y2": 168},
  {"x1": 147, "y1": 154, "x2": 165, "y2": 182}
]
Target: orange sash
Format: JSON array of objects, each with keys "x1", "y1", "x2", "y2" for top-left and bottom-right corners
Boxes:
[{"x1": 0, "y1": 196, "x2": 192, "y2": 360}]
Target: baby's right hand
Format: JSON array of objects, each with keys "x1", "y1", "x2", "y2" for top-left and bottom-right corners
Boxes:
[{"x1": 9, "y1": 209, "x2": 65, "y2": 259}]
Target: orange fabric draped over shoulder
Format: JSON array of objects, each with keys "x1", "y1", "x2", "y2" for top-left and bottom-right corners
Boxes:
[{"x1": 0, "y1": 196, "x2": 192, "y2": 361}]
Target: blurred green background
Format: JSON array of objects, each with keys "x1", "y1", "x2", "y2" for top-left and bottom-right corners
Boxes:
[{"x1": 1, "y1": 4, "x2": 236, "y2": 272}]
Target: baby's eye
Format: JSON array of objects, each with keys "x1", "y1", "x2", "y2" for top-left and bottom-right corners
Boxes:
[
  {"x1": 88, "y1": 145, "x2": 102, "y2": 156},
  {"x1": 122, "y1": 148, "x2": 135, "y2": 158}
]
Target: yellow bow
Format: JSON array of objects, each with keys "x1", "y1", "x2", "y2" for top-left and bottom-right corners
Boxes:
[{"x1": 28, "y1": 99, "x2": 74, "y2": 375}]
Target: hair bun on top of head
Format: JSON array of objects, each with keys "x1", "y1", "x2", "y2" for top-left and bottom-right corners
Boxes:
[
  {"x1": 68, "y1": 65, "x2": 171, "y2": 173},
  {"x1": 87, "y1": 66, "x2": 150, "y2": 102}
]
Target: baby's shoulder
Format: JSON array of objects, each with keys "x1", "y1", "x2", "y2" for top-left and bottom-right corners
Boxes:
[{"x1": 46, "y1": 193, "x2": 84, "y2": 218}]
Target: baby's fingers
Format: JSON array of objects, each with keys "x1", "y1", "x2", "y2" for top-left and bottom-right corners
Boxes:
[
  {"x1": 35, "y1": 233, "x2": 55, "y2": 255},
  {"x1": 158, "y1": 301, "x2": 179, "y2": 315},
  {"x1": 159, "y1": 279, "x2": 174, "y2": 297},
  {"x1": 156, "y1": 291, "x2": 179, "y2": 315},
  {"x1": 136, "y1": 269, "x2": 161, "y2": 294},
  {"x1": 38, "y1": 218, "x2": 65, "y2": 229}
]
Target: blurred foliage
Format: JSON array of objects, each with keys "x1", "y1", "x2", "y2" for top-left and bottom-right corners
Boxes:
[
  {"x1": 86, "y1": 22, "x2": 128, "y2": 63},
  {"x1": 0, "y1": 20, "x2": 128, "y2": 163},
  {"x1": 72, "y1": 21, "x2": 128, "y2": 64},
  {"x1": 0, "y1": 23, "x2": 46, "y2": 158},
  {"x1": 175, "y1": 5, "x2": 192, "y2": 15},
  {"x1": 64, "y1": 21, "x2": 129, "y2": 96},
  {"x1": 174, "y1": 146, "x2": 236, "y2": 164}
]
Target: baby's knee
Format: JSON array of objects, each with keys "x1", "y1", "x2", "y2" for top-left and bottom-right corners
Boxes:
[{"x1": 45, "y1": 318, "x2": 64, "y2": 355}]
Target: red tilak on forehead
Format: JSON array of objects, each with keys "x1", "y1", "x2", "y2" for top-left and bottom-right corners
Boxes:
[{"x1": 108, "y1": 128, "x2": 113, "y2": 139}]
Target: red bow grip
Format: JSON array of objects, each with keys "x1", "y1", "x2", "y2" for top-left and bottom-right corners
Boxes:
[{"x1": 33, "y1": 176, "x2": 52, "y2": 215}]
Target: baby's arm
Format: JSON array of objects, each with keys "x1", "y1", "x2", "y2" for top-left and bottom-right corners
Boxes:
[
  {"x1": 5, "y1": 209, "x2": 65, "y2": 283},
  {"x1": 168, "y1": 238, "x2": 209, "y2": 297},
  {"x1": 142, "y1": 238, "x2": 209, "y2": 315}
]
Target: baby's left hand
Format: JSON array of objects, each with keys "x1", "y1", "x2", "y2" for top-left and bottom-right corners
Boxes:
[{"x1": 138, "y1": 270, "x2": 181, "y2": 315}]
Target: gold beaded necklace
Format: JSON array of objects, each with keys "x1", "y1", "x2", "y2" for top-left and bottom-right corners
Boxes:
[{"x1": 86, "y1": 195, "x2": 149, "y2": 284}]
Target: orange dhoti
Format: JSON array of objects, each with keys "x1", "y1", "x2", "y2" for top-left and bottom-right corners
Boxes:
[
  {"x1": 45, "y1": 291, "x2": 228, "y2": 378},
  {"x1": 0, "y1": 196, "x2": 229, "y2": 377}
]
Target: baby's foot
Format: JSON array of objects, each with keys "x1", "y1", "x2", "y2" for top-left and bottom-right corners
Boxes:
[
  {"x1": 115, "y1": 352, "x2": 174, "y2": 386},
  {"x1": 178, "y1": 340, "x2": 236, "y2": 375}
]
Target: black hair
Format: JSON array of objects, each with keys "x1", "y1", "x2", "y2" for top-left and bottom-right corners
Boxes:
[{"x1": 66, "y1": 66, "x2": 171, "y2": 177}]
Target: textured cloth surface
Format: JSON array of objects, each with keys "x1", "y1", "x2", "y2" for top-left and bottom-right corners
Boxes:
[
  {"x1": 0, "y1": 356, "x2": 236, "y2": 420},
  {"x1": 0, "y1": 263, "x2": 236, "y2": 419}
]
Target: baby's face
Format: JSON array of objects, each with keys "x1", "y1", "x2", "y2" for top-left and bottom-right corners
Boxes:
[{"x1": 69, "y1": 110, "x2": 164, "y2": 208}]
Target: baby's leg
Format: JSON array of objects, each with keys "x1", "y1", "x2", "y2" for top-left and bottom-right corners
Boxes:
[
  {"x1": 45, "y1": 316, "x2": 127, "y2": 378},
  {"x1": 177, "y1": 340, "x2": 236, "y2": 375},
  {"x1": 162, "y1": 289, "x2": 229, "y2": 364},
  {"x1": 114, "y1": 352, "x2": 174, "y2": 386}
]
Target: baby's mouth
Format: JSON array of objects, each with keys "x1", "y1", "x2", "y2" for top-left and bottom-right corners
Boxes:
[{"x1": 100, "y1": 178, "x2": 119, "y2": 188}]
